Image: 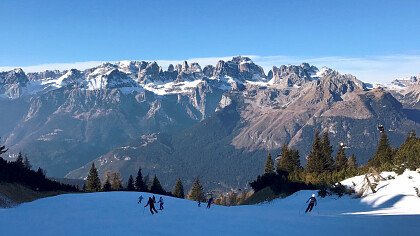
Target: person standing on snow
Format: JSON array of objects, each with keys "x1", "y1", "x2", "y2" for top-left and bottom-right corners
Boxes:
[
  {"x1": 158, "y1": 197, "x2": 164, "y2": 210},
  {"x1": 198, "y1": 200, "x2": 201, "y2": 207},
  {"x1": 152, "y1": 195, "x2": 156, "y2": 203},
  {"x1": 145, "y1": 197, "x2": 158, "y2": 214},
  {"x1": 138, "y1": 195, "x2": 143, "y2": 204},
  {"x1": 305, "y1": 193, "x2": 317, "y2": 213},
  {"x1": 206, "y1": 196, "x2": 213, "y2": 209}
]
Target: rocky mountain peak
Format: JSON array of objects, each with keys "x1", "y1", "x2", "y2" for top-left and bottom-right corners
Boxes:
[
  {"x1": 138, "y1": 62, "x2": 162, "y2": 83},
  {"x1": 317, "y1": 69, "x2": 366, "y2": 98},
  {"x1": 213, "y1": 57, "x2": 266, "y2": 82},
  {"x1": 167, "y1": 64, "x2": 175, "y2": 72},
  {"x1": 0, "y1": 68, "x2": 29, "y2": 85},
  {"x1": 267, "y1": 63, "x2": 318, "y2": 88},
  {"x1": 181, "y1": 61, "x2": 189, "y2": 72}
]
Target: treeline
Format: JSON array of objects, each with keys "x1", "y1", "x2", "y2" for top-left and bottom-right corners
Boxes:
[
  {"x1": 84, "y1": 163, "x2": 212, "y2": 202},
  {"x1": 249, "y1": 130, "x2": 420, "y2": 198},
  {"x1": 0, "y1": 146, "x2": 78, "y2": 192},
  {"x1": 366, "y1": 130, "x2": 419, "y2": 174}
]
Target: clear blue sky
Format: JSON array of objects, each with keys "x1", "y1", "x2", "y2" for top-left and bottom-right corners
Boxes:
[{"x1": 1, "y1": 0, "x2": 420, "y2": 67}]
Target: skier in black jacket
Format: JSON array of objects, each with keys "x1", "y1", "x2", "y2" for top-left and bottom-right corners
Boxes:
[
  {"x1": 206, "y1": 197, "x2": 213, "y2": 209},
  {"x1": 305, "y1": 194, "x2": 317, "y2": 213},
  {"x1": 145, "y1": 197, "x2": 158, "y2": 214}
]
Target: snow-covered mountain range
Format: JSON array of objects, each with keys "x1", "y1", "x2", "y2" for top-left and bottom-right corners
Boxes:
[{"x1": 0, "y1": 56, "x2": 419, "y2": 189}]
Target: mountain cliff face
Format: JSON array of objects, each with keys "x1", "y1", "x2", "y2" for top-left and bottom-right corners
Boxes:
[
  {"x1": 1, "y1": 57, "x2": 419, "y2": 189},
  {"x1": 387, "y1": 75, "x2": 420, "y2": 109}
]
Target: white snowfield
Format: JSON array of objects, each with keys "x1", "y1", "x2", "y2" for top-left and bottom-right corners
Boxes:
[{"x1": 0, "y1": 171, "x2": 419, "y2": 236}]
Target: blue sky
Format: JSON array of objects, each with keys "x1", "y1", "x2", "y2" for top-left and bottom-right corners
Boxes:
[{"x1": 1, "y1": 0, "x2": 420, "y2": 82}]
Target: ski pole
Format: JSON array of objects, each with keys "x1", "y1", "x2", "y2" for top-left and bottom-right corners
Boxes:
[{"x1": 143, "y1": 206, "x2": 145, "y2": 214}]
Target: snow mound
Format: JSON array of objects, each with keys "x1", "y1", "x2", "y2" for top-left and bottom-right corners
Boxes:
[{"x1": 341, "y1": 170, "x2": 420, "y2": 215}]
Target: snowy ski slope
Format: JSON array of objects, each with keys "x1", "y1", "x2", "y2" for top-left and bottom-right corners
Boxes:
[{"x1": 1, "y1": 171, "x2": 419, "y2": 235}]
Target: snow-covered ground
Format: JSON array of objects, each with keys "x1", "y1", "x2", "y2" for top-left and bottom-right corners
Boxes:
[{"x1": 1, "y1": 171, "x2": 419, "y2": 236}]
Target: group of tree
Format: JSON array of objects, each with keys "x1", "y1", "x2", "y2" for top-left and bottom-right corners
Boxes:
[
  {"x1": 85, "y1": 164, "x2": 189, "y2": 198},
  {"x1": 0, "y1": 147, "x2": 78, "y2": 192},
  {"x1": 367, "y1": 130, "x2": 420, "y2": 174},
  {"x1": 249, "y1": 129, "x2": 420, "y2": 199},
  {"x1": 303, "y1": 131, "x2": 358, "y2": 184},
  {"x1": 250, "y1": 131, "x2": 341, "y2": 196}
]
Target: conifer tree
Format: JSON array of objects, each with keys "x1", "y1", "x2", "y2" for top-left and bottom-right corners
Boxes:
[
  {"x1": 86, "y1": 163, "x2": 101, "y2": 192},
  {"x1": 173, "y1": 178, "x2": 185, "y2": 198},
  {"x1": 135, "y1": 167, "x2": 148, "y2": 192},
  {"x1": 150, "y1": 175, "x2": 164, "y2": 194},
  {"x1": 15, "y1": 152, "x2": 25, "y2": 169},
  {"x1": 320, "y1": 132, "x2": 335, "y2": 171},
  {"x1": 277, "y1": 144, "x2": 301, "y2": 173},
  {"x1": 126, "y1": 175, "x2": 135, "y2": 191},
  {"x1": 369, "y1": 132, "x2": 394, "y2": 168},
  {"x1": 111, "y1": 172, "x2": 123, "y2": 190},
  {"x1": 264, "y1": 153, "x2": 274, "y2": 174},
  {"x1": 394, "y1": 130, "x2": 419, "y2": 171},
  {"x1": 143, "y1": 174, "x2": 151, "y2": 191},
  {"x1": 24, "y1": 155, "x2": 32, "y2": 170},
  {"x1": 335, "y1": 144, "x2": 348, "y2": 171},
  {"x1": 188, "y1": 177, "x2": 205, "y2": 202},
  {"x1": 102, "y1": 173, "x2": 112, "y2": 191},
  {"x1": 347, "y1": 154, "x2": 358, "y2": 171},
  {"x1": 306, "y1": 130, "x2": 324, "y2": 173}
]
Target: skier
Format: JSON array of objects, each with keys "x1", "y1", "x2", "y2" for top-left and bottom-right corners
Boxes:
[
  {"x1": 305, "y1": 193, "x2": 317, "y2": 213},
  {"x1": 206, "y1": 196, "x2": 213, "y2": 209},
  {"x1": 145, "y1": 197, "x2": 158, "y2": 214},
  {"x1": 138, "y1": 195, "x2": 144, "y2": 204},
  {"x1": 198, "y1": 200, "x2": 201, "y2": 207},
  {"x1": 158, "y1": 197, "x2": 164, "y2": 210},
  {"x1": 152, "y1": 195, "x2": 156, "y2": 203}
]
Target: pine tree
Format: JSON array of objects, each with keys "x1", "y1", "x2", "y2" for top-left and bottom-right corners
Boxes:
[
  {"x1": 173, "y1": 178, "x2": 185, "y2": 198},
  {"x1": 347, "y1": 154, "x2": 357, "y2": 170},
  {"x1": 369, "y1": 132, "x2": 394, "y2": 169},
  {"x1": 264, "y1": 153, "x2": 274, "y2": 174},
  {"x1": 306, "y1": 130, "x2": 324, "y2": 173},
  {"x1": 15, "y1": 152, "x2": 25, "y2": 169},
  {"x1": 394, "y1": 130, "x2": 419, "y2": 171},
  {"x1": 143, "y1": 174, "x2": 151, "y2": 191},
  {"x1": 320, "y1": 132, "x2": 335, "y2": 171},
  {"x1": 111, "y1": 172, "x2": 123, "y2": 190},
  {"x1": 277, "y1": 144, "x2": 301, "y2": 173},
  {"x1": 135, "y1": 167, "x2": 148, "y2": 192},
  {"x1": 335, "y1": 144, "x2": 348, "y2": 171},
  {"x1": 86, "y1": 163, "x2": 101, "y2": 192},
  {"x1": 188, "y1": 177, "x2": 205, "y2": 202},
  {"x1": 102, "y1": 173, "x2": 112, "y2": 191},
  {"x1": 23, "y1": 155, "x2": 32, "y2": 170},
  {"x1": 150, "y1": 175, "x2": 164, "y2": 194},
  {"x1": 126, "y1": 175, "x2": 135, "y2": 191}
]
